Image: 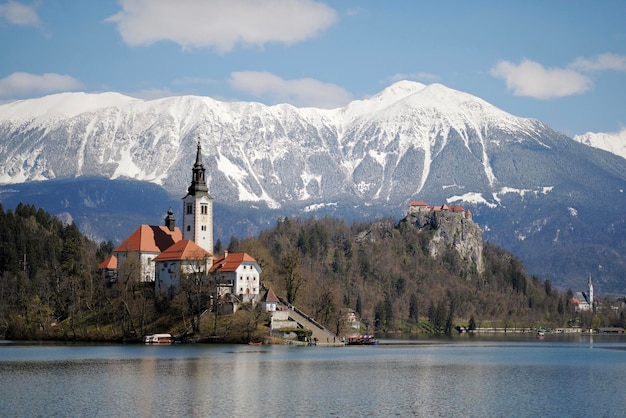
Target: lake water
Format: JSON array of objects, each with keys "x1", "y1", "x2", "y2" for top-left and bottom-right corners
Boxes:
[{"x1": 1, "y1": 335, "x2": 625, "y2": 417}]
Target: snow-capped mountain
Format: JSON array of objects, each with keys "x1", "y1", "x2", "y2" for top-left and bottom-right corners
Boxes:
[
  {"x1": 573, "y1": 129, "x2": 626, "y2": 161},
  {"x1": 1, "y1": 81, "x2": 625, "y2": 293}
]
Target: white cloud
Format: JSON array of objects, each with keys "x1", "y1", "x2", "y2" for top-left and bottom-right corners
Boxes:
[
  {"x1": 570, "y1": 53, "x2": 626, "y2": 72},
  {"x1": 229, "y1": 71, "x2": 353, "y2": 108},
  {"x1": 106, "y1": 0, "x2": 337, "y2": 52},
  {"x1": 0, "y1": 72, "x2": 83, "y2": 99},
  {"x1": 490, "y1": 59, "x2": 592, "y2": 99},
  {"x1": 0, "y1": 1, "x2": 41, "y2": 27}
]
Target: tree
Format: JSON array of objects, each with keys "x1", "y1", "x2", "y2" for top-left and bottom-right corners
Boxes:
[
  {"x1": 280, "y1": 249, "x2": 303, "y2": 304},
  {"x1": 409, "y1": 293, "x2": 418, "y2": 322},
  {"x1": 178, "y1": 255, "x2": 212, "y2": 333},
  {"x1": 468, "y1": 315, "x2": 477, "y2": 331}
]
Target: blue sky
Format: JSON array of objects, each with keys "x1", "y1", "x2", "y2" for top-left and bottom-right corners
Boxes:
[{"x1": 0, "y1": 0, "x2": 624, "y2": 136}]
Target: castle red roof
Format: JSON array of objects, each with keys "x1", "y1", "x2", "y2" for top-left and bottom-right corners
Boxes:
[{"x1": 409, "y1": 201, "x2": 429, "y2": 207}]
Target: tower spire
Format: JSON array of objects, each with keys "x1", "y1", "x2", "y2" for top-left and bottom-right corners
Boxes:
[
  {"x1": 186, "y1": 140, "x2": 209, "y2": 197},
  {"x1": 587, "y1": 273, "x2": 593, "y2": 309},
  {"x1": 182, "y1": 139, "x2": 214, "y2": 255}
]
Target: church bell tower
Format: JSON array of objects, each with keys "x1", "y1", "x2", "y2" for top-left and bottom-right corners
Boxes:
[{"x1": 182, "y1": 141, "x2": 213, "y2": 255}]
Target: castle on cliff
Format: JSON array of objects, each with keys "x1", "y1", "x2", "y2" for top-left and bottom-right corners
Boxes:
[{"x1": 408, "y1": 201, "x2": 472, "y2": 219}]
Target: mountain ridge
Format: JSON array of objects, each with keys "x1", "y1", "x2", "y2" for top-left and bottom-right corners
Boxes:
[{"x1": 1, "y1": 81, "x2": 625, "y2": 294}]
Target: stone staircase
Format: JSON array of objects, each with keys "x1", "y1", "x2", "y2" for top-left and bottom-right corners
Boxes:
[{"x1": 276, "y1": 297, "x2": 343, "y2": 346}]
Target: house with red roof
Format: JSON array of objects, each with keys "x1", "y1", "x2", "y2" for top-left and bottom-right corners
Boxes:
[
  {"x1": 408, "y1": 201, "x2": 430, "y2": 213},
  {"x1": 114, "y1": 217, "x2": 183, "y2": 283},
  {"x1": 154, "y1": 240, "x2": 212, "y2": 297},
  {"x1": 261, "y1": 287, "x2": 280, "y2": 312},
  {"x1": 210, "y1": 250, "x2": 262, "y2": 303},
  {"x1": 98, "y1": 254, "x2": 118, "y2": 283}
]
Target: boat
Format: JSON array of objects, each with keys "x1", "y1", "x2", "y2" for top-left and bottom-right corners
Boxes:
[
  {"x1": 144, "y1": 333, "x2": 174, "y2": 344},
  {"x1": 537, "y1": 330, "x2": 545, "y2": 339},
  {"x1": 248, "y1": 341, "x2": 263, "y2": 346},
  {"x1": 346, "y1": 335, "x2": 378, "y2": 345}
]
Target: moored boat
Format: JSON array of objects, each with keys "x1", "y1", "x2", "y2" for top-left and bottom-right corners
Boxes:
[
  {"x1": 144, "y1": 333, "x2": 174, "y2": 344},
  {"x1": 346, "y1": 335, "x2": 378, "y2": 345}
]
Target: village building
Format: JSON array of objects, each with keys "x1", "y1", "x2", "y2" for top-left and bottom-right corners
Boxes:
[
  {"x1": 210, "y1": 250, "x2": 262, "y2": 304},
  {"x1": 154, "y1": 239, "x2": 212, "y2": 297},
  {"x1": 260, "y1": 288, "x2": 280, "y2": 313},
  {"x1": 98, "y1": 254, "x2": 118, "y2": 283},
  {"x1": 571, "y1": 275, "x2": 594, "y2": 312},
  {"x1": 113, "y1": 218, "x2": 182, "y2": 283}
]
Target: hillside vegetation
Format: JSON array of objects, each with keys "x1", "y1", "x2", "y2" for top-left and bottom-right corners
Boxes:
[{"x1": 0, "y1": 203, "x2": 621, "y2": 341}]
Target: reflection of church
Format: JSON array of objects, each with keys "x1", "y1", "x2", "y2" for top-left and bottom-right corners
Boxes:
[{"x1": 99, "y1": 142, "x2": 261, "y2": 301}]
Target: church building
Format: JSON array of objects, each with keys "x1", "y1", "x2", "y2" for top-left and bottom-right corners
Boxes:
[{"x1": 105, "y1": 142, "x2": 261, "y2": 302}]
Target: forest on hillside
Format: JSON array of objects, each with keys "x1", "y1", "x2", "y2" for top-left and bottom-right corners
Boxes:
[{"x1": 0, "y1": 203, "x2": 623, "y2": 341}]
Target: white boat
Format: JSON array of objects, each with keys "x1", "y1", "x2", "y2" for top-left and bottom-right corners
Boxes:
[{"x1": 144, "y1": 333, "x2": 174, "y2": 344}]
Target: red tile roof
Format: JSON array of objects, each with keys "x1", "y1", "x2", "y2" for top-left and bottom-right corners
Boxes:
[
  {"x1": 264, "y1": 288, "x2": 280, "y2": 303},
  {"x1": 210, "y1": 252, "x2": 257, "y2": 273},
  {"x1": 409, "y1": 201, "x2": 429, "y2": 207},
  {"x1": 114, "y1": 225, "x2": 182, "y2": 253},
  {"x1": 98, "y1": 255, "x2": 117, "y2": 269},
  {"x1": 153, "y1": 240, "x2": 211, "y2": 262}
]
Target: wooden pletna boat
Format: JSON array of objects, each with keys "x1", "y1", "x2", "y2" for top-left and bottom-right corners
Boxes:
[
  {"x1": 346, "y1": 335, "x2": 378, "y2": 345},
  {"x1": 144, "y1": 333, "x2": 174, "y2": 344}
]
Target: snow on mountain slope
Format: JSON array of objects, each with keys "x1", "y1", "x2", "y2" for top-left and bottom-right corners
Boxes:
[
  {"x1": 573, "y1": 128, "x2": 626, "y2": 160},
  {"x1": 0, "y1": 92, "x2": 139, "y2": 123},
  {"x1": 0, "y1": 81, "x2": 611, "y2": 209}
]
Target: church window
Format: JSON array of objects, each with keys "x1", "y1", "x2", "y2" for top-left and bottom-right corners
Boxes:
[
  {"x1": 187, "y1": 225, "x2": 191, "y2": 231},
  {"x1": 186, "y1": 204, "x2": 193, "y2": 215},
  {"x1": 201, "y1": 204, "x2": 208, "y2": 214},
  {"x1": 201, "y1": 225, "x2": 206, "y2": 231}
]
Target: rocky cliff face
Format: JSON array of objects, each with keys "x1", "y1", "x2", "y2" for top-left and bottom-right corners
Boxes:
[{"x1": 402, "y1": 207, "x2": 484, "y2": 276}]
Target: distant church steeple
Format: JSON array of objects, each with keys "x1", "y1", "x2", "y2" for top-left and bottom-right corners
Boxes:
[
  {"x1": 182, "y1": 141, "x2": 213, "y2": 255},
  {"x1": 587, "y1": 274, "x2": 593, "y2": 309}
]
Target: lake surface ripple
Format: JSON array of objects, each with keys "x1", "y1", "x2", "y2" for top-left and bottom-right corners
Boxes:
[{"x1": 1, "y1": 336, "x2": 625, "y2": 417}]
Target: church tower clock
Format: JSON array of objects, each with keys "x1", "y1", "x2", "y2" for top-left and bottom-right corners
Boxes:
[{"x1": 182, "y1": 141, "x2": 213, "y2": 256}]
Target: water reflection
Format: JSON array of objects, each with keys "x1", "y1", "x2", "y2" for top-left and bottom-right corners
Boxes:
[{"x1": 1, "y1": 339, "x2": 626, "y2": 417}]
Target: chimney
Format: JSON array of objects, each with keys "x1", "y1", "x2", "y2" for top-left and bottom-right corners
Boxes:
[
  {"x1": 224, "y1": 250, "x2": 228, "y2": 258},
  {"x1": 164, "y1": 208, "x2": 176, "y2": 232}
]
